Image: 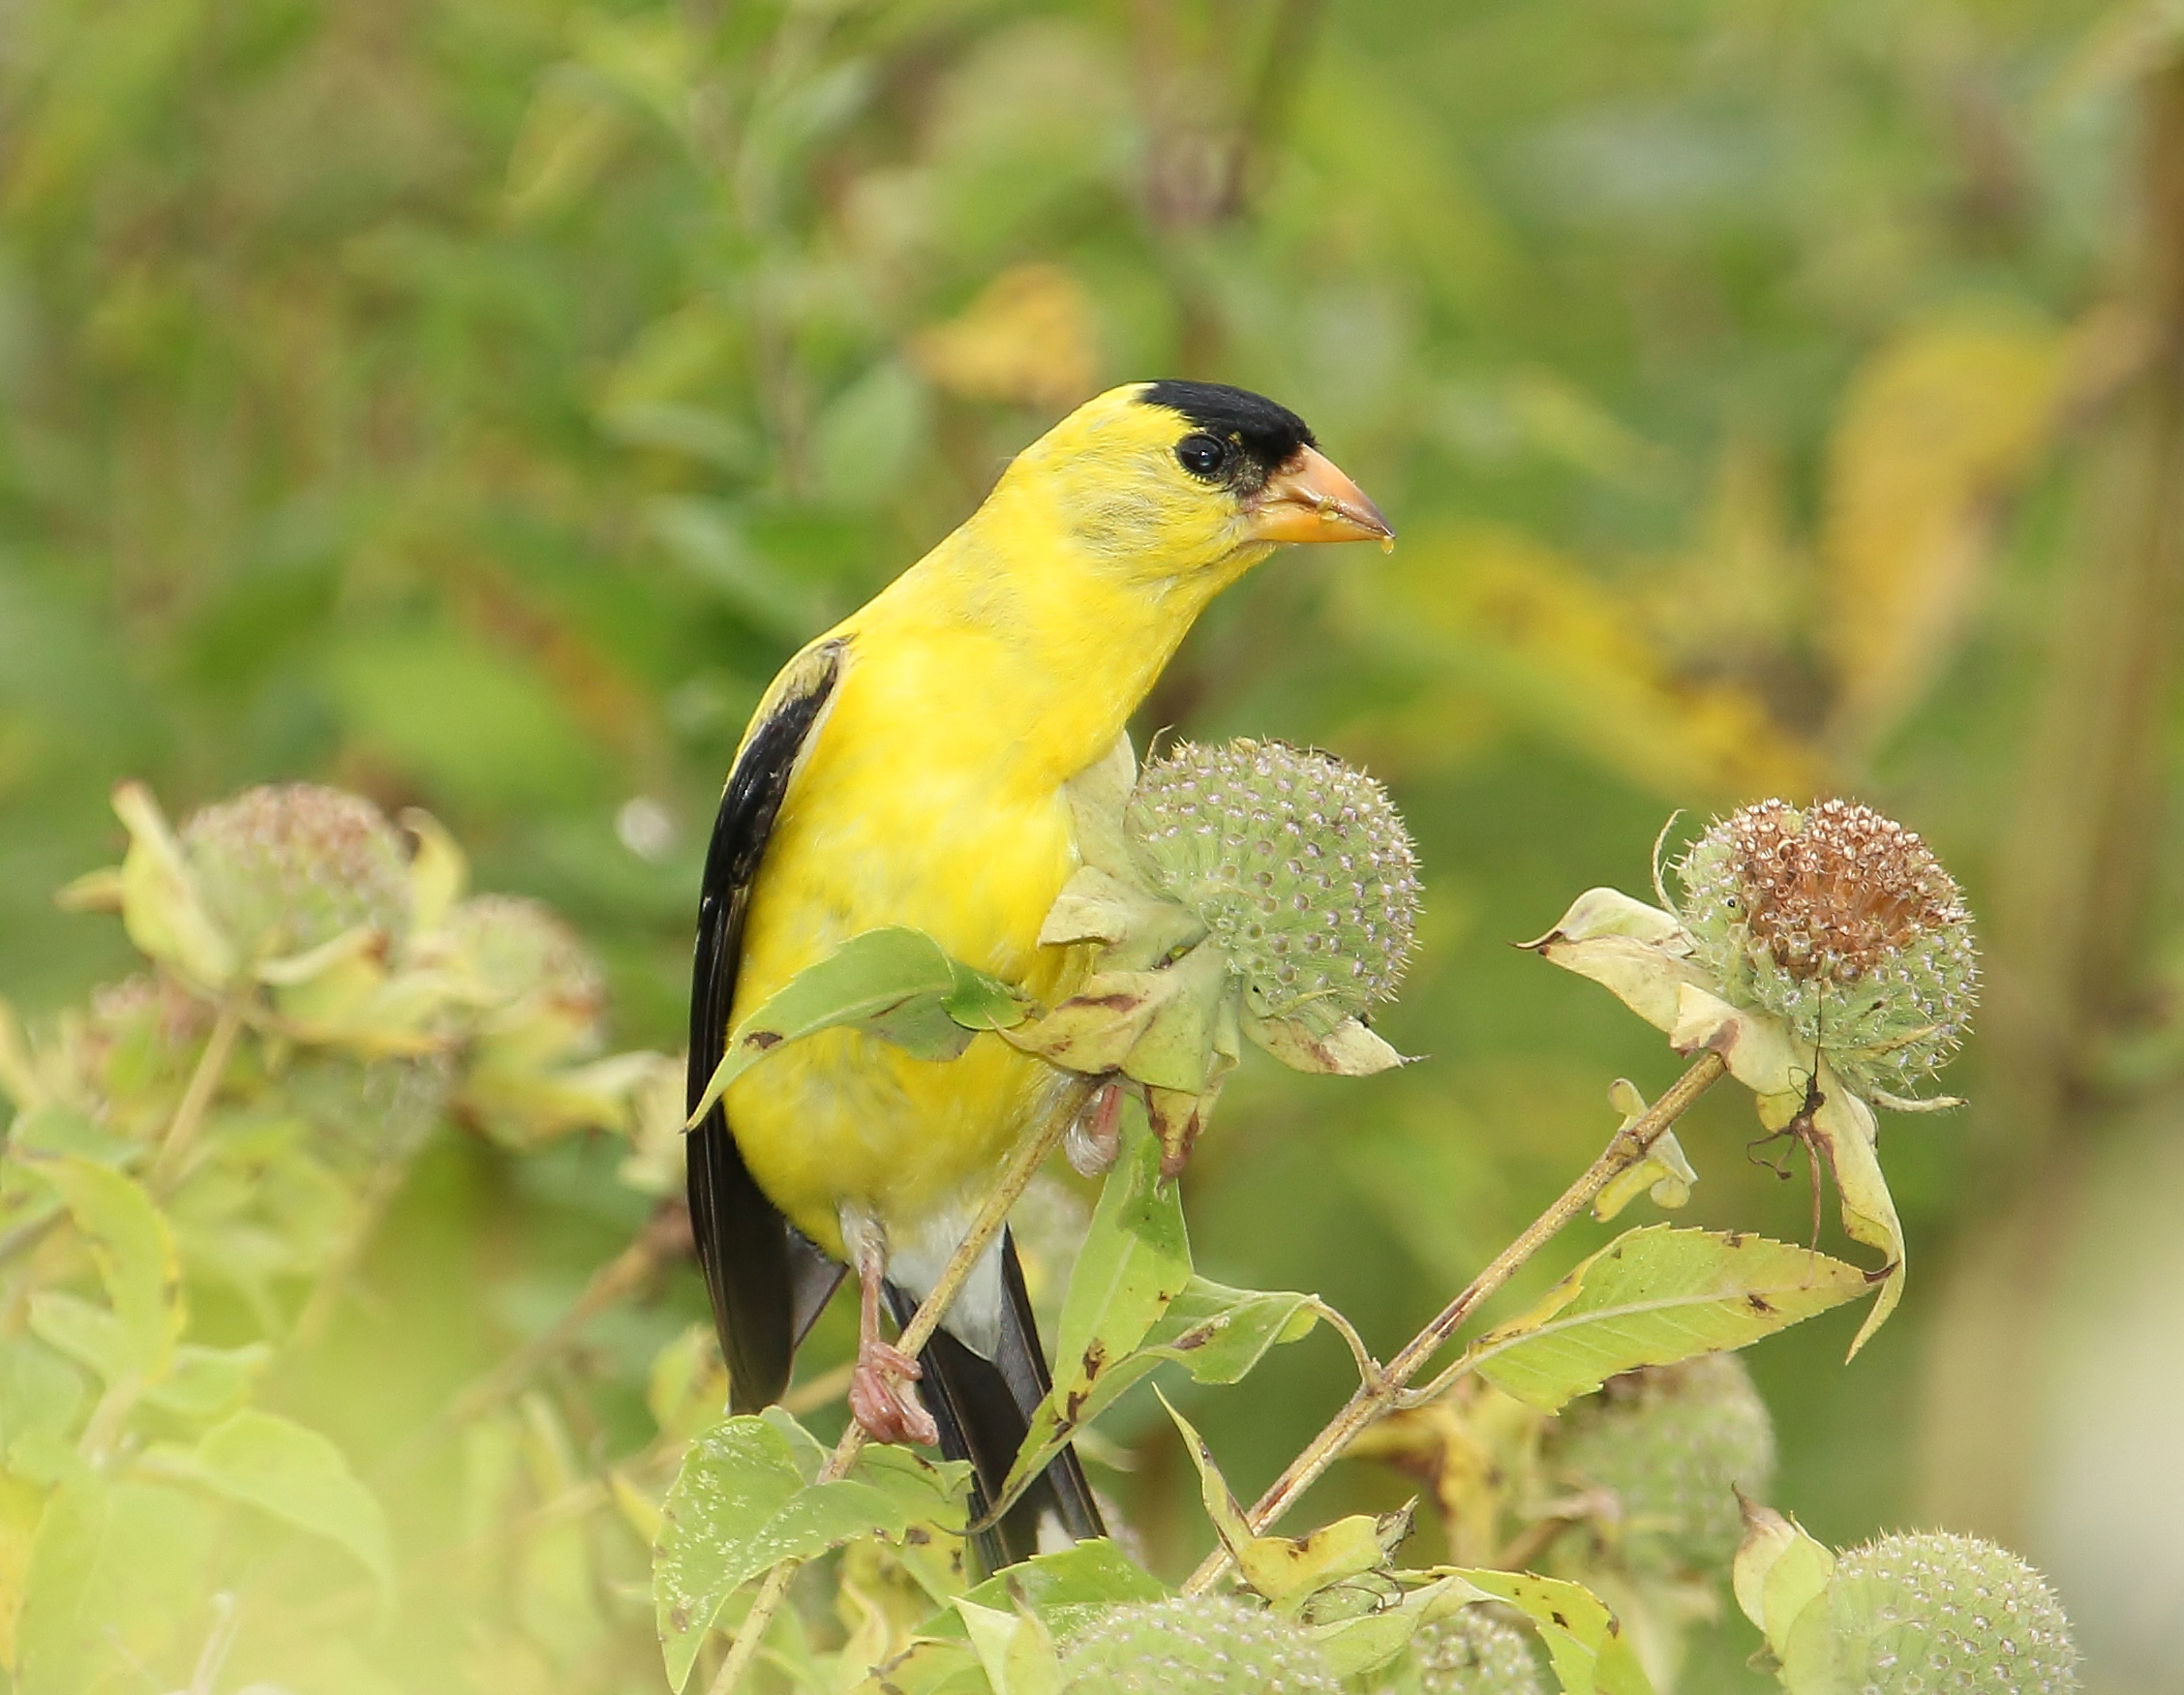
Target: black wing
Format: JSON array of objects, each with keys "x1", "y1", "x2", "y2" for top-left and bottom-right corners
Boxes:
[
  {"x1": 885, "y1": 1233, "x2": 1107, "y2": 1571},
  {"x1": 687, "y1": 638, "x2": 849, "y2": 1413}
]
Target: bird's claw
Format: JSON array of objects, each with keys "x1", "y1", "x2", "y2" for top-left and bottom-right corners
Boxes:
[{"x1": 849, "y1": 1340, "x2": 938, "y2": 1446}]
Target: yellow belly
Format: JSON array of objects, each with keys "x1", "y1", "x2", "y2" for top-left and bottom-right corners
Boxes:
[{"x1": 721, "y1": 651, "x2": 1080, "y2": 1259}]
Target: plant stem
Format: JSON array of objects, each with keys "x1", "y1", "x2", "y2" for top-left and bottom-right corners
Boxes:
[
  {"x1": 152, "y1": 1002, "x2": 241, "y2": 1190},
  {"x1": 1181, "y1": 1049, "x2": 1727, "y2": 1594},
  {"x1": 703, "y1": 1088, "x2": 1080, "y2": 1695}
]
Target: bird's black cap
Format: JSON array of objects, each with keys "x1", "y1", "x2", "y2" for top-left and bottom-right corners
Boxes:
[{"x1": 1139, "y1": 380, "x2": 1316, "y2": 481}]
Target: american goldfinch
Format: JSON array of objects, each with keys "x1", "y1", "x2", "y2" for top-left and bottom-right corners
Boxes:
[{"x1": 686, "y1": 380, "x2": 1391, "y2": 1564}]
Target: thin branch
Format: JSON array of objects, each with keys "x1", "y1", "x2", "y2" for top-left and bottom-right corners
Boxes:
[
  {"x1": 151, "y1": 1002, "x2": 241, "y2": 1190},
  {"x1": 1182, "y1": 1049, "x2": 1728, "y2": 1594},
  {"x1": 703, "y1": 1092, "x2": 1079, "y2": 1695}
]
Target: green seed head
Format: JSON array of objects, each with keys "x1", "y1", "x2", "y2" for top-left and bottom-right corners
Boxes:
[
  {"x1": 1406, "y1": 1607, "x2": 1548, "y2": 1695},
  {"x1": 182, "y1": 784, "x2": 410, "y2": 961},
  {"x1": 1550, "y1": 1353, "x2": 1775, "y2": 1576},
  {"x1": 1808, "y1": 1531, "x2": 2078, "y2": 1694},
  {"x1": 1126, "y1": 739, "x2": 1419, "y2": 1030},
  {"x1": 1061, "y1": 1597, "x2": 1342, "y2": 1695},
  {"x1": 444, "y1": 894, "x2": 605, "y2": 1031},
  {"x1": 1674, "y1": 799, "x2": 1977, "y2": 1094}
]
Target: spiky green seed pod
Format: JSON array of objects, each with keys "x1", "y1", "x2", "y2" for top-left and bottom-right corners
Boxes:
[
  {"x1": 1126, "y1": 739, "x2": 1419, "y2": 1031},
  {"x1": 1550, "y1": 1353, "x2": 1775, "y2": 1577},
  {"x1": 1060, "y1": 1597, "x2": 1342, "y2": 1695},
  {"x1": 1674, "y1": 799, "x2": 1977, "y2": 1095},
  {"x1": 1798, "y1": 1531, "x2": 2078, "y2": 1694},
  {"x1": 181, "y1": 784, "x2": 410, "y2": 962},
  {"x1": 1406, "y1": 1607, "x2": 1548, "y2": 1695},
  {"x1": 444, "y1": 895, "x2": 604, "y2": 1026}
]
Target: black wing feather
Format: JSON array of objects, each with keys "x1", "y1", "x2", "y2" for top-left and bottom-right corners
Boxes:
[
  {"x1": 686, "y1": 639, "x2": 847, "y2": 1413},
  {"x1": 884, "y1": 1233, "x2": 1107, "y2": 1573}
]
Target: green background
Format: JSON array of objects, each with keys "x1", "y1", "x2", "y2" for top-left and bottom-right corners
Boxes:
[{"x1": 3, "y1": 0, "x2": 2180, "y2": 1689}]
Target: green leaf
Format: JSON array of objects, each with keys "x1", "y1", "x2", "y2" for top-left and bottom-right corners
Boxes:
[
  {"x1": 954, "y1": 1598, "x2": 1060, "y2": 1695},
  {"x1": 990, "y1": 1110, "x2": 1191, "y2": 1514},
  {"x1": 25, "y1": 1293, "x2": 134, "y2": 1385},
  {"x1": 5, "y1": 1105, "x2": 137, "y2": 1165},
  {"x1": 653, "y1": 1414, "x2": 972, "y2": 1692},
  {"x1": 141, "y1": 1343, "x2": 271, "y2": 1422},
  {"x1": 945, "y1": 1538, "x2": 1170, "y2": 1640},
  {"x1": 32, "y1": 1157, "x2": 182, "y2": 1382},
  {"x1": 0, "y1": 1335, "x2": 87, "y2": 1451},
  {"x1": 173, "y1": 1409, "x2": 394, "y2": 1603},
  {"x1": 1307, "y1": 1575, "x2": 1493, "y2": 1679},
  {"x1": 995, "y1": 1276, "x2": 1319, "y2": 1517},
  {"x1": 688, "y1": 929, "x2": 1027, "y2": 1125},
  {"x1": 1463, "y1": 1226, "x2": 1870, "y2": 1411},
  {"x1": 1733, "y1": 1499, "x2": 1835, "y2": 1659},
  {"x1": 1445, "y1": 1568, "x2": 1653, "y2": 1695},
  {"x1": 15, "y1": 1471, "x2": 216, "y2": 1695}
]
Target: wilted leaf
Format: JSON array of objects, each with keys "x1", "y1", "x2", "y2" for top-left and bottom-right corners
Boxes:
[
  {"x1": 689, "y1": 929, "x2": 1027, "y2": 1126},
  {"x1": 1529, "y1": 889, "x2": 1710, "y2": 1033},
  {"x1": 1242, "y1": 1010, "x2": 1409, "y2": 1075},
  {"x1": 653, "y1": 1414, "x2": 971, "y2": 1691},
  {"x1": 1445, "y1": 1568, "x2": 1653, "y2": 1695},
  {"x1": 1593, "y1": 1079, "x2": 1698, "y2": 1219},
  {"x1": 1161, "y1": 1393, "x2": 1396, "y2": 1617},
  {"x1": 1464, "y1": 1226, "x2": 1868, "y2": 1411}
]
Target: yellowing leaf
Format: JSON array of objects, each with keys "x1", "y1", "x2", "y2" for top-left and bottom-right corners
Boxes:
[
  {"x1": 910, "y1": 264, "x2": 1100, "y2": 413},
  {"x1": 1446, "y1": 1568, "x2": 1653, "y2": 1695},
  {"x1": 1352, "y1": 525, "x2": 1822, "y2": 802},
  {"x1": 1821, "y1": 314, "x2": 2065, "y2": 749}
]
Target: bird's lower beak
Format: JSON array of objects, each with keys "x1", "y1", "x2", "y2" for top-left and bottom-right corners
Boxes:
[{"x1": 1246, "y1": 446, "x2": 1395, "y2": 548}]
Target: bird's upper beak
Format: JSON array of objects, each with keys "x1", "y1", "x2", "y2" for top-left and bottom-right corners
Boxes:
[{"x1": 1246, "y1": 446, "x2": 1395, "y2": 548}]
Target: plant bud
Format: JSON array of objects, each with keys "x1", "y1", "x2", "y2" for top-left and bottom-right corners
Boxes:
[
  {"x1": 1549, "y1": 1353, "x2": 1775, "y2": 1576},
  {"x1": 1406, "y1": 1607, "x2": 1548, "y2": 1695},
  {"x1": 182, "y1": 784, "x2": 410, "y2": 962},
  {"x1": 1060, "y1": 1596, "x2": 1341, "y2": 1695},
  {"x1": 1795, "y1": 1531, "x2": 2077, "y2": 1694},
  {"x1": 1674, "y1": 799, "x2": 1976, "y2": 1093},
  {"x1": 445, "y1": 895, "x2": 605, "y2": 1036},
  {"x1": 1126, "y1": 740, "x2": 1419, "y2": 1031}
]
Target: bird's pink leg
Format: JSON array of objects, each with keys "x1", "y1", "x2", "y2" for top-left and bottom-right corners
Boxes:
[{"x1": 845, "y1": 1234, "x2": 939, "y2": 1447}]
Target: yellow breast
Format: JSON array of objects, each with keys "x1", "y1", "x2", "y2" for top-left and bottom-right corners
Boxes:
[{"x1": 721, "y1": 623, "x2": 1085, "y2": 1258}]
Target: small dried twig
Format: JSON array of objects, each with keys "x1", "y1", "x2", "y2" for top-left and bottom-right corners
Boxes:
[
  {"x1": 151, "y1": 1001, "x2": 241, "y2": 1190},
  {"x1": 1182, "y1": 1049, "x2": 1728, "y2": 1594}
]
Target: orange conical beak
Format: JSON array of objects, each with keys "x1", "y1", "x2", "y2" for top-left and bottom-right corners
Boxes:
[{"x1": 1245, "y1": 446, "x2": 1395, "y2": 548}]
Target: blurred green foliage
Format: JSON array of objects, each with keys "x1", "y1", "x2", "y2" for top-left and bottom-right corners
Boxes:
[{"x1": 2, "y1": 0, "x2": 2179, "y2": 1690}]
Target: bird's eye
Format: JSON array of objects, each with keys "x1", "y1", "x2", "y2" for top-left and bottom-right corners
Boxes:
[{"x1": 1175, "y1": 433, "x2": 1229, "y2": 479}]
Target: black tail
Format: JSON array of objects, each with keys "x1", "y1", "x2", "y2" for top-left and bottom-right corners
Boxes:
[{"x1": 885, "y1": 1229, "x2": 1106, "y2": 1572}]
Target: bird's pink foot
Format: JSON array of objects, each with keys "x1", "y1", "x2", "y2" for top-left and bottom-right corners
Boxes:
[{"x1": 849, "y1": 1339, "x2": 938, "y2": 1446}]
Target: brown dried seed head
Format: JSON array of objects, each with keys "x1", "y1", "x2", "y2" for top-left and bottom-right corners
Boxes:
[{"x1": 1725, "y1": 797, "x2": 1968, "y2": 984}]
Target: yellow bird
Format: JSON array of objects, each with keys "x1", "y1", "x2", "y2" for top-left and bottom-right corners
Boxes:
[{"x1": 686, "y1": 380, "x2": 1390, "y2": 1564}]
